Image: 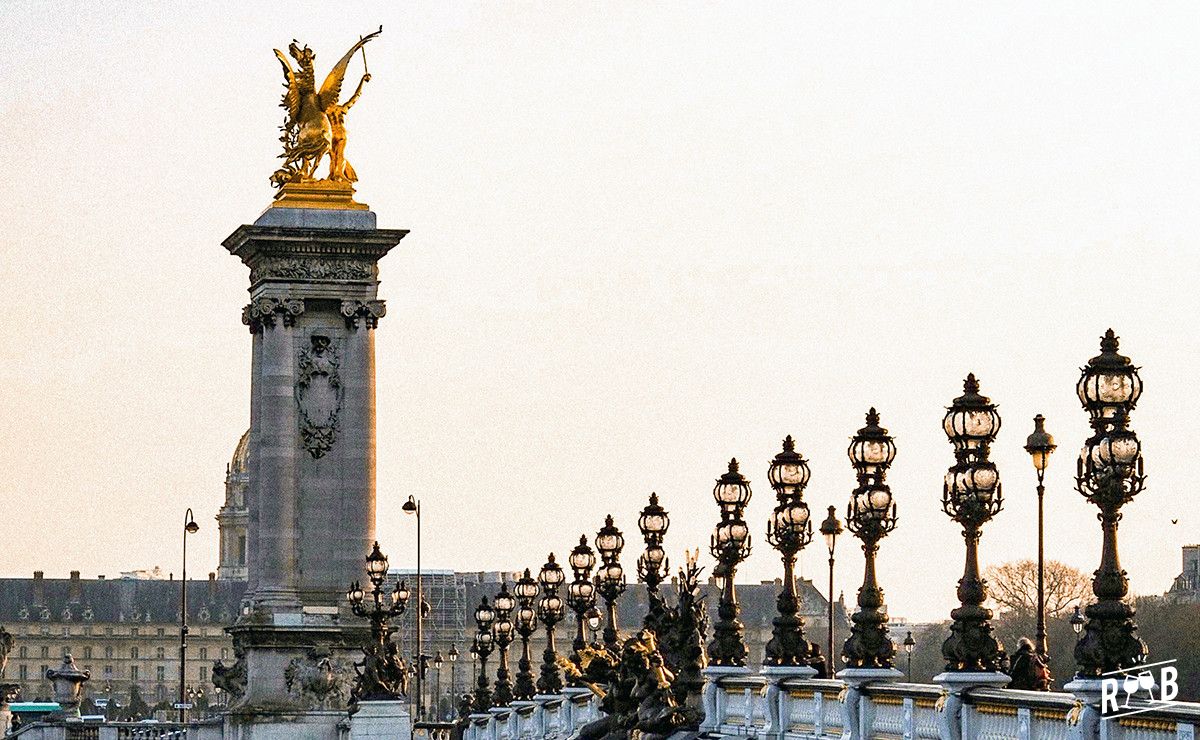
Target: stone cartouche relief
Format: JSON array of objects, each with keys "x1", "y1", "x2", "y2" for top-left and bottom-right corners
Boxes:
[
  {"x1": 242, "y1": 297, "x2": 305, "y2": 334},
  {"x1": 340, "y1": 299, "x2": 386, "y2": 329},
  {"x1": 296, "y1": 334, "x2": 343, "y2": 459}
]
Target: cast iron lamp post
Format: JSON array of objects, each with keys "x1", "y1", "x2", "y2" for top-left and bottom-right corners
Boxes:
[
  {"x1": 1073, "y1": 330, "x2": 1148, "y2": 676},
  {"x1": 637, "y1": 493, "x2": 670, "y2": 628},
  {"x1": 471, "y1": 596, "x2": 495, "y2": 712},
  {"x1": 448, "y1": 644, "x2": 459, "y2": 712},
  {"x1": 904, "y1": 632, "x2": 916, "y2": 681},
  {"x1": 708, "y1": 458, "x2": 753, "y2": 667},
  {"x1": 1025, "y1": 414, "x2": 1057, "y2": 660},
  {"x1": 594, "y1": 516, "x2": 627, "y2": 651},
  {"x1": 1070, "y1": 606, "x2": 1085, "y2": 635},
  {"x1": 512, "y1": 569, "x2": 540, "y2": 700},
  {"x1": 347, "y1": 542, "x2": 410, "y2": 701},
  {"x1": 536, "y1": 554, "x2": 566, "y2": 694},
  {"x1": 433, "y1": 651, "x2": 444, "y2": 719},
  {"x1": 819, "y1": 505, "x2": 843, "y2": 671},
  {"x1": 401, "y1": 495, "x2": 426, "y2": 719},
  {"x1": 764, "y1": 435, "x2": 818, "y2": 667},
  {"x1": 492, "y1": 584, "x2": 515, "y2": 706},
  {"x1": 842, "y1": 409, "x2": 899, "y2": 669},
  {"x1": 566, "y1": 536, "x2": 598, "y2": 666},
  {"x1": 940, "y1": 375, "x2": 1006, "y2": 673},
  {"x1": 178, "y1": 509, "x2": 199, "y2": 723}
]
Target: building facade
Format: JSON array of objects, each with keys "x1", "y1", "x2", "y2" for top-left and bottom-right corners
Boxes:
[
  {"x1": 1165, "y1": 544, "x2": 1200, "y2": 603},
  {"x1": 216, "y1": 431, "x2": 250, "y2": 582}
]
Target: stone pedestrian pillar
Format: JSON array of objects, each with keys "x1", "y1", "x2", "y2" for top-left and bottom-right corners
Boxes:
[
  {"x1": 933, "y1": 671, "x2": 1010, "y2": 740},
  {"x1": 836, "y1": 666, "x2": 902, "y2": 740},
  {"x1": 761, "y1": 664, "x2": 816, "y2": 739},
  {"x1": 222, "y1": 200, "x2": 406, "y2": 716},
  {"x1": 699, "y1": 665, "x2": 751, "y2": 732},
  {"x1": 1063, "y1": 678, "x2": 1103, "y2": 740}
]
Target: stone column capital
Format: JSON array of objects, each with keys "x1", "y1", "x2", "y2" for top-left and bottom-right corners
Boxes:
[
  {"x1": 242, "y1": 297, "x2": 305, "y2": 334},
  {"x1": 341, "y1": 299, "x2": 387, "y2": 329}
]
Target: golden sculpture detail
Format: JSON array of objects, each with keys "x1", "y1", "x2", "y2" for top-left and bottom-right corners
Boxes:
[{"x1": 270, "y1": 28, "x2": 381, "y2": 209}]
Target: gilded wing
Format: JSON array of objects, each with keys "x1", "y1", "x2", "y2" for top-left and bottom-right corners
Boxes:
[
  {"x1": 273, "y1": 49, "x2": 301, "y2": 123},
  {"x1": 317, "y1": 29, "x2": 381, "y2": 110}
]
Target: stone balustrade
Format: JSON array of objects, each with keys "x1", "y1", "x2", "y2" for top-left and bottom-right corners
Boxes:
[{"x1": 461, "y1": 671, "x2": 1200, "y2": 740}]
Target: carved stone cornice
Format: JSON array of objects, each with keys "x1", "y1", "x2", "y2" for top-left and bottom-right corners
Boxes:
[
  {"x1": 340, "y1": 300, "x2": 387, "y2": 329},
  {"x1": 242, "y1": 297, "x2": 305, "y2": 334},
  {"x1": 249, "y1": 258, "x2": 376, "y2": 285}
]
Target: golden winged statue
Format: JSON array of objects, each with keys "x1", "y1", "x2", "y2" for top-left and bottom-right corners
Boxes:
[{"x1": 271, "y1": 29, "x2": 381, "y2": 191}]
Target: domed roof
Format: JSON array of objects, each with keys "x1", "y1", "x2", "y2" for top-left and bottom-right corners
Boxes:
[{"x1": 230, "y1": 429, "x2": 250, "y2": 476}]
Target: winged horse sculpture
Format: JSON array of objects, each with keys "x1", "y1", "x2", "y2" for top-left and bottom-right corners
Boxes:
[{"x1": 271, "y1": 29, "x2": 381, "y2": 188}]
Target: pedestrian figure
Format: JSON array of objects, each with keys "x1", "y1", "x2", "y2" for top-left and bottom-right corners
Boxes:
[{"x1": 1008, "y1": 637, "x2": 1051, "y2": 691}]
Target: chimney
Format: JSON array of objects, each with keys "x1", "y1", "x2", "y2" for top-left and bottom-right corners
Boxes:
[
  {"x1": 208, "y1": 572, "x2": 217, "y2": 601},
  {"x1": 33, "y1": 571, "x2": 45, "y2": 605},
  {"x1": 69, "y1": 571, "x2": 83, "y2": 603}
]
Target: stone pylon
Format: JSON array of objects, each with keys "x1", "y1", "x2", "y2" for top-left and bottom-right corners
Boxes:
[{"x1": 222, "y1": 202, "x2": 407, "y2": 718}]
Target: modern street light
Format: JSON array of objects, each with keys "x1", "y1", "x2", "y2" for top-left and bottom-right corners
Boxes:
[
  {"x1": 401, "y1": 495, "x2": 425, "y2": 719},
  {"x1": 1073, "y1": 329, "x2": 1148, "y2": 676},
  {"x1": 940, "y1": 375, "x2": 1006, "y2": 673},
  {"x1": 433, "y1": 651, "x2": 444, "y2": 720},
  {"x1": 492, "y1": 583, "x2": 515, "y2": 706},
  {"x1": 819, "y1": 505, "x2": 843, "y2": 672},
  {"x1": 764, "y1": 435, "x2": 817, "y2": 667},
  {"x1": 512, "y1": 569, "x2": 540, "y2": 701},
  {"x1": 842, "y1": 409, "x2": 899, "y2": 669},
  {"x1": 594, "y1": 516, "x2": 627, "y2": 652},
  {"x1": 708, "y1": 458, "x2": 753, "y2": 667},
  {"x1": 536, "y1": 554, "x2": 566, "y2": 694},
  {"x1": 637, "y1": 493, "x2": 670, "y2": 628},
  {"x1": 178, "y1": 508, "x2": 199, "y2": 723},
  {"x1": 471, "y1": 596, "x2": 495, "y2": 712},
  {"x1": 566, "y1": 536, "x2": 597, "y2": 666},
  {"x1": 347, "y1": 542, "x2": 410, "y2": 701},
  {"x1": 1025, "y1": 414, "x2": 1057, "y2": 661},
  {"x1": 903, "y1": 632, "x2": 916, "y2": 681}
]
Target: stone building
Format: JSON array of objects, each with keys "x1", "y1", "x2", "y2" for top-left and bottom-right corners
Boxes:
[
  {"x1": 1165, "y1": 544, "x2": 1200, "y2": 603},
  {"x1": 217, "y1": 431, "x2": 250, "y2": 582},
  {"x1": 0, "y1": 571, "x2": 245, "y2": 707}
]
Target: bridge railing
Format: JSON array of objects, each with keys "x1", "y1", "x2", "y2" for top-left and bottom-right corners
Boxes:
[{"x1": 463, "y1": 688, "x2": 600, "y2": 740}]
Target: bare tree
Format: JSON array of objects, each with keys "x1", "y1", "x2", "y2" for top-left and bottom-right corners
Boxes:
[{"x1": 984, "y1": 560, "x2": 1091, "y2": 618}]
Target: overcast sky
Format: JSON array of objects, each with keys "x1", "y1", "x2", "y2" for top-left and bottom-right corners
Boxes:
[{"x1": 2, "y1": 2, "x2": 1199, "y2": 622}]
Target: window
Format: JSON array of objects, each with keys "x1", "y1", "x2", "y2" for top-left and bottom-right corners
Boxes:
[
  {"x1": 39, "y1": 647, "x2": 48, "y2": 658},
  {"x1": 62, "y1": 646, "x2": 70, "y2": 657},
  {"x1": 83, "y1": 647, "x2": 92, "y2": 659},
  {"x1": 18, "y1": 665, "x2": 27, "y2": 680},
  {"x1": 156, "y1": 647, "x2": 165, "y2": 660},
  {"x1": 61, "y1": 627, "x2": 69, "y2": 636},
  {"x1": 199, "y1": 648, "x2": 207, "y2": 660},
  {"x1": 83, "y1": 626, "x2": 92, "y2": 636},
  {"x1": 131, "y1": 647, "x2": 139, "y2": 659},
  {"x1": 18, "y1": 647, "x2": 26, "y2": 658},
  {"x1": 131, "y1": 628, "x2": 139, "y2": 637},
  {"x1": 104, "y1": 665, "x2": 113, "y2": 677},
  {"x1": 156, "y1": 628, "x2": 165, "y2": 637},
  {"x1": 238, "y1": 535, "x2": 247, "y2": 565},
  {"x1": 130, "y1": 666, "x2": 139, "y2": 681},
  {"x1": 105, "y1": 646, "x2": 113, "y2": 659},
  {"x1": 200, "y1": 666, "x2": 208, "y2": 681},
  {"x1": 156, "y1": 666, "x2": 165, "y2": 682}
]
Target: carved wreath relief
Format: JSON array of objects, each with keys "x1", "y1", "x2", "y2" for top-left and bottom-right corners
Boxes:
[{"x1": 296, "y1": 334, "x2": 343, "y2": 459}]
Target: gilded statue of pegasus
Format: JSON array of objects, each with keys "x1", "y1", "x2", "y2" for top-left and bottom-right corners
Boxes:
[{"x1": 271, "y1": 29, "x2": 381, "y2": 189}]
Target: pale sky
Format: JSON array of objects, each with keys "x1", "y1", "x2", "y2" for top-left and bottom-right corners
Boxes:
[{"x1": 2, "y1": 2, "x2": 1199, "y2": 623}]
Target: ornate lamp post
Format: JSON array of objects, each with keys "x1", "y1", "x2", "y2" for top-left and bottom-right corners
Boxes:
[
  {"x1": 433, "y1": 651, "x2": 444, "y2": 719},
  {"x1": 536, "y1": 554, "x2": 566, "y2": 694},
  {"x1": 347, "y1": 542, "x2": 410, "y2": 702},
  {"x1": 471, "y1": 597, "x2": 495, "y2": 712},
  {"x1": 819, "y1": 506, "x2": 843, "y2": 672},
  {"x1": 841, "y1": 409, "x2": 898, "y2": 670},
  {"x1": 903, "y1": 632, "x2": 916, "y2": 681},
  {"x1": 1073, "y1": 330, "x2": 1147, "y2": 677},
  {"x1": 178, "y1": 508, "x2": 199, "y2": 723},
  {"x1": 492, "y1": 584, "x2": 515, "y2": 706},
  {"x1": 1069, "y1": 606, "x2": 1085, "y2": 636},
  {"x1": 1025, "y1": 414, "x2": 1057, "y2": 660},
  {"x1": 566, "y1": 536, "x2": 598, "y2": 667},
  {"x1": 940, "y1": 375, "x2": 1006, "y2": 675},
  {"x1": 448, "y1": 644, "x2": 459, "y2": 713},
  {"x1": 402, "y1": 495, "x2": 426, "y2": 719},
  {"x1": 637, "y1": 493, "x2": 670, "y2": 627},
  {"x1": 708, "y1": 459, "x2": 753, "y2": 667},
  {"x1": 512, "y1": 569, "x2": 540, "y2": 701},
  {"x1": 594, "y1": 516, "x2": 627, "y2": 651},
  {"x1": 764, "y1": 435, "x2": 818, "y2": 667}
]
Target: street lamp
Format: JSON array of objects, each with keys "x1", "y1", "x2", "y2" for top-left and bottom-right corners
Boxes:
[
  {"x1": 512, "y1": 569, "x2": 540, "y2": 700},
  {"x1": 940, "y1": 375, "x2": 1006, "y2": 673},
  {"x1": 1024, "y1": 414, "x2": 1057, "y2": 661},
  {"x1": 637, "y1": 493, "x2": 670, "y2": 629},
  {"x1": 1073, "y1": 330, "x2": 1148, "y2": 676},
  {"x1": 401, "y1": 494, "x2": 426, "y2": 719},
  {"x1": 566, "y1": 536, "x2": 597, "y2": 666},
  {"x1": 842, "y1": 409, "x2": 899, "y2": 669},
  {"x1": 594, "y1": 516, "x2": 627, "y2": 651},
  {"x1": 471, "y1": 596, "x2": 495, "y2": 712},
  {"x1": 819, "y1": 505, "x2": 842, "y2": 673},
  {"x1": 903, "y1": 632, "x2": 916, "y2": 681},
  {"x1": 764, "y1": 435, "x2": 817, "y2": 667},
  {"x1": 492, "y1": 584, "x2": 515, "y2": 706},
  {"x1": 178, "y1": 508, "x2": 199, "y2": 723},
  {"x1": 536, "y1": 554, "x2": 566, "y2": 694},
  {"x1": 1070, "y1": 606, "x2": 1085, "y2": 635},
  {"x1": 432, "y1": 652, "x2": 444, "y2": 719},
  {"x1": 347, "y1": 542, "x2": 410, "y2": 702},
  {"x1": 448, "y1": 644, "x2": 459, "y2": 715},
  {"x1": 708, "y1": 458, "x2": 753, "y2": 667}
]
